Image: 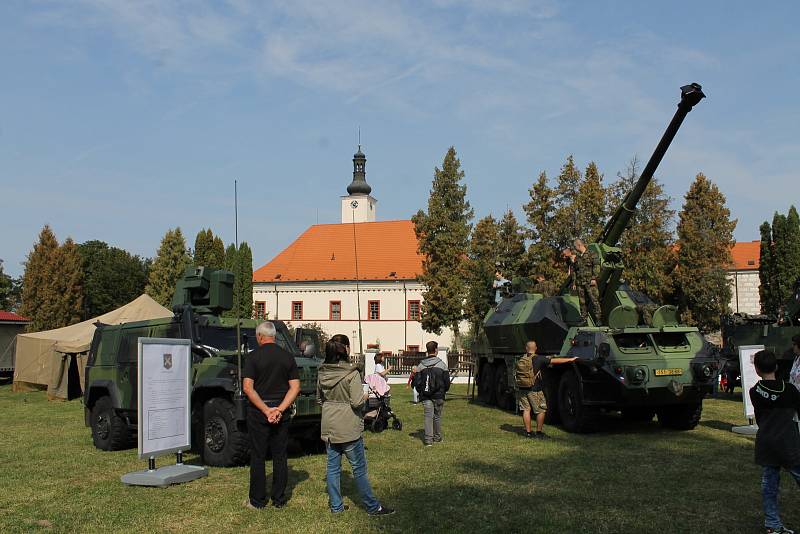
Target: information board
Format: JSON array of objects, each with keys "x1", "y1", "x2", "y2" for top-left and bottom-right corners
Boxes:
[
  {"x1": 138, "y1": 338, "x2": 192, "y2": 459},
  {"x1": 739, "y1": 344, "x2": 765, "y2": 420}
]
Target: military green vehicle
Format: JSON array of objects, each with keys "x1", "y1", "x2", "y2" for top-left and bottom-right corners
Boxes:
[
  {"x1": 720, "y1": 277, "x2": 800, "y2": 387},
  {"x1": 473, "y1": 83, "x2": 720, "y2": 432},
  {"x1": 83, "y1": 266, "x2": 322, "y2": 466}
]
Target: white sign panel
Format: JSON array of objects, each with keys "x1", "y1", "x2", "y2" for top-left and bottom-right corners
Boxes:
[
  {"x1": 739, "y1": 344, "x2": 765, "y2": 420},
  {"x1": 138, "y1": 338, "x2": 192, "y2": 459}
]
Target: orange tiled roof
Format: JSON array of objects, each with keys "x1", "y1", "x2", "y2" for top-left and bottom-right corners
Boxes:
[
  {"x1": 253, "y1": 220, "x2": 423, "y2": 282},
  {"x1": 731, "y1": 240, "x2": 760, "y2": 271}
]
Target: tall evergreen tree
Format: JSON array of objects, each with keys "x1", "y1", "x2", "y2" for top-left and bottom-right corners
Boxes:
[
  {"x1": 497, "y1": 209, "x2": 526, "y2": 281},
  {"x1": 771, "y1": 213, "x2": 790, "y2": 308},
  {"x1": 783, "y1": 206, "x2": 800, "y2": 306},
  {"x1": 209, "y1": 236, "x2": 225, "y2": 270},
  {"x1": 465, "y1": 215, "x2": 499, "y2": 330},
  {"x1": 237, "y1": 242, "x2": 254, "y2": 319},
  {"x1": 221, "y1": 243, "x2": 239, "y2": 319},
  {"x1": 57, "y1": 238, "x2": 84, "y2": 327},
  {"x1": 759, "y1": 220, "x2": 776, "y2": 315},
  {"x1": 146, "y1": 228, "x2": 190, "y2": 307},
  {"x1": 412, "y1": 146, "x2": 474, "y2": 338},
  {"x1": 78, "y1": 240, "x2": 149, "y2": 319},
  {"x1": 21, "y1": 225, "x2": 61, "y2": 331},
  {"x1": 607, "y1": 158, "x2": 675, "y2": 302},
  {"x1": 575, "y1": 161, "x2": 607, "y2": 242},
  {"x1": 523, "y1": 171, "x2": 562, "y2": 283},
  {"x1": 193, "y1": 229, "x2": 212, "y2": 267},
  {"x1": 675, "y1": 173, "x2": 737, "y2": 331},
  {"x1": 549, "y1": 155, "x2": 583, "y2": 250}
]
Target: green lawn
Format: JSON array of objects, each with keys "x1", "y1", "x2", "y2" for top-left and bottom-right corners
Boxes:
[{"x1": 0, "y1": 382, "x2": 794, "y2": 533}]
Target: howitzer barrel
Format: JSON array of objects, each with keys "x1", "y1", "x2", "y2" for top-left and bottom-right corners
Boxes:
[{"x1": 599, "y1": 83, "x2": 705, "y2": 247}]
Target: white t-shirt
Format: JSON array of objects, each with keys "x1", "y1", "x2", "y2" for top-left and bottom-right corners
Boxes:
[{"x1": 375, "y1": 363, "x2": 385, "y2": 374}]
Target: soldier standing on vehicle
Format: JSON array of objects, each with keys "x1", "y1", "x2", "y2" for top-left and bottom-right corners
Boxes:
[
  {"x1": 532, "y1": 273, "x2": 557, "y2": 297},
  {"x1": 573, "y1": 239, "x2": 602, "y2": 325},
  {"x1": 515, "y1": 340, "x2": 576, "y2": 439},
  {"x1": 242, "y1": 321, "x2": 301, "y2": 510},
  {"x1": 561, "y1": 248, "x2": 576, "y2": 289},
  {"x1": 493, "y1": 270, "x2": 510, "y2": 304}
]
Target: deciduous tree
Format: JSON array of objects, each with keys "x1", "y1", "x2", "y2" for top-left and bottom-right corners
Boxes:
[
  {"x1": 675, "y1": 173, "x2": 737, "y2": 332},
  {"x1": 78, "y1": 240, "x2": 149, "y2": 319},
  {"x1": 413, "y1": 146, "x2": 473, "y2": 338}
]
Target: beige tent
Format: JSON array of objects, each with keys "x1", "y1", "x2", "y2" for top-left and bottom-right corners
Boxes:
[{"x1": 13, "y1": 294, "x2": 172, "y2": 400}]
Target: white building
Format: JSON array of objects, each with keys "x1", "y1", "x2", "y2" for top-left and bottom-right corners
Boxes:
[
  {"x1": 727, "y1": 240, "x2": 761, "y2": 315},
  {"x1": 252, "y1": 146, "x2": 458, "y2": 354}
]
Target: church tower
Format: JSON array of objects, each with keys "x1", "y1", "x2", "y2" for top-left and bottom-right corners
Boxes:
[{"x1": 341, "y1": 145, "x2": 377, "y2": 223}]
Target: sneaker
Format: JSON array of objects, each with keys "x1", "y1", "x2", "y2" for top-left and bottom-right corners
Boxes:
[
  {"x1": 767, "y1": 528, "x2": 795, "y2": 534},
  {"x1": 424, "y1": 442, "x2": 433, "y2": 447},
  {"x1": 331, "y1": 505, "x2": 350, "y2": 514},
  {"x1": 243, "y1": 498, "x2": 263, "y2": 510},
  {"x1": 535, "y1": 432, "x2": 549, "y2": 440},
  {"x1": 433, "y1": 437, "x2": 443, "y2": 443},
  {"x1": 272, "y1": 500, "x2": 287, "y2": 509},
  {"x1": 524, "y1": 431, "x2": 534, "y2": 439},
  {"x1": 369, "y1": 506, "x2": 396, "y2": 516}
]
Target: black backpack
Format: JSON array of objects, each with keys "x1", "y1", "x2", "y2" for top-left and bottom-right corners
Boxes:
[{"x1": 414, "y1": 363, "x2": 450, "y2": 397}]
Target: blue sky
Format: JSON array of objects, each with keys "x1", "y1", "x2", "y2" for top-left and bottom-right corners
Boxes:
[{"x1": 2, "y1": 1, "x2": 798, "y2": 278}]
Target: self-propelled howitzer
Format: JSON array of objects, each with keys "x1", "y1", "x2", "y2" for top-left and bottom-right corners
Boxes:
[{"x1": 475, "y1": 84, "x2": 719, "y2": 432}]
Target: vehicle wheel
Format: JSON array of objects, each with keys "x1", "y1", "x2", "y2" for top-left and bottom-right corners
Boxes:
[
  {"x1": 656, "y1": 402, "x2": 702, "y2": 430},
  {"x1": 622, "y1": 407, "x2": 656, "y2": 422},
  {"x1": 392, "y1": 418, "x2": 403, "y2": 431},
  {"x1": 202, "y1": 397, "x2": 250, "y2": 467},
  {"x1": 371, "y1": 417, "x2": 388, "y2": 433},
  {"x1": 477, "y1": 361, "x2": 496, "y2": 405},
  {"x1": 558, "y1": 371, "x2": 600, "y2": 433},
  {"x1": 91, "y1": 395, "x2": 130, "y2": 451},
  {"x1": 495, "y1": 362, "x2": 514, "y2": 411}
]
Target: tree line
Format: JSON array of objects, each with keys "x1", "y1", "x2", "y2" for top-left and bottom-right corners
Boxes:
[
  {"x1": 3, "y1": 226, "x2": 254, "y2": 332},
  {"x1": 414, "y1": 147, "x2": 740, "y2": 338}
]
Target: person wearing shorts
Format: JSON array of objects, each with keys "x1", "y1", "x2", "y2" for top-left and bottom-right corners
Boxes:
[{"x1": 516, "y1": 340, "x2": 576, "y2": 439}]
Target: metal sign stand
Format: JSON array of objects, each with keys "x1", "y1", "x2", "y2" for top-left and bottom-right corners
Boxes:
[
  {"x1": 732, "y1": 418, "x2": 758, "y2": 436},
  {"x1": 122, "y1": 451, "x2": 208, "y2": 488}
]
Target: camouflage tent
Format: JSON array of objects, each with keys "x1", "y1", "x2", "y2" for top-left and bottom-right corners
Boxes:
[{"x1": 12, "y1": 294, "x2": 172, "y2": 400}]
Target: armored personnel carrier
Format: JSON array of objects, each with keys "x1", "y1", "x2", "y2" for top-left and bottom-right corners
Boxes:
[
  {"x1": 473, "y1": 83, "x2": 720, "y2": 432},
  {"x1": 720, "y1": 277, "x2": 800, "y2": 387},
  {"x1": 83, "y1": 266, "x2": 322, "y2": 466}
]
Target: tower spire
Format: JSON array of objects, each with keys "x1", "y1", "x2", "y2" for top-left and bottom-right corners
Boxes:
[{"x1": 347, "y1": 139, "x2": 371, "y2": 195}]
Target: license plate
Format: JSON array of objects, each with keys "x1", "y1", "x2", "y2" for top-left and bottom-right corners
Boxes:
[{"x1": 654, "y1": 368, "x2": 683, "y2": 376}]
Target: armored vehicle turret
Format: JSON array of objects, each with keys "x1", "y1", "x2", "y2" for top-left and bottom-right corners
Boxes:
[
  {"x1": 84, "y1": 266, "x2": 322, "y2": 466},
  {"x1": 474, "y1": 84, "x2": 720, "y2": 432}
]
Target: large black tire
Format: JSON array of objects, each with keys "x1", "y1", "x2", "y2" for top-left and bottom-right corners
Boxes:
[
  {"x1": 477, "y1": 361, "x2": 496, "y2": 405},
  {"x1": 656, "y1": 402, "x2": 702, "y2": 430},
  {"x1": 91, "y1": 395, "x2": 130, "y2": 451},
  {"x1": 202, "y1": 397, "x2": 250, "y2": 467},
  {"x1": 558, "y1": 371, "x2": 600, "y2": 433},
  {"x1": 495, "y1": 362, "x2": 515, "y2": 411},
  {"x1": 622, "y1": 407, "x2": 656, "y2": 422}
]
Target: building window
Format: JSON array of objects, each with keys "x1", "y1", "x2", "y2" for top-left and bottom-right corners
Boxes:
[
  {"x1": 292, "y1": 301, "x2": 303, "y2": 321},
  {"x1": 407, "y1": 345, "x2": 420, "y2": 353},
  {"x1": 408, "y1": 300, "x2": 421, "y2": 321},
  {"x1": 368, "y1": 300, "x2": 380, "y2": 320},
  {"x1": 330, "y1": 301, "x2": 341, "y2": 320},
  {"x1": 255, "y1": 301, "x2": 266, "y2": 320}
]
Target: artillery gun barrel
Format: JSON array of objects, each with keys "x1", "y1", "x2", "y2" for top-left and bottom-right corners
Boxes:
[{"x1": 599, "y1": 83, "x2": 705, "y2": 247}]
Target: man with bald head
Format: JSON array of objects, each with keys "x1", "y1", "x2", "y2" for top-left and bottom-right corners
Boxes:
[{"x1": 515, "y1": 340, "x2": 576, "y2": 439}]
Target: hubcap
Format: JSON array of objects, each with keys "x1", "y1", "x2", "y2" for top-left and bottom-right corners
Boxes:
[
  {"x1": 96, "y1": 413, "x2": 110, "y2": 440},
  {"x1": 205, "y1": 416, "x2": 228, "y2": 453}
]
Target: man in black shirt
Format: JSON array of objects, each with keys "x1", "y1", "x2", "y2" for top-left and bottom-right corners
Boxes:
[
  {"x1": 750, "y1": 349, "x2": 800, "y2": 534},
  {"x1": 243, "y1": 321, "x2": 300, "y2": 510}
]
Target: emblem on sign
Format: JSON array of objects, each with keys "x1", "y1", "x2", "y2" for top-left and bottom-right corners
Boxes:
[
  {"x1": 351, "y1": 200, "x2": 359, "y2": 208},
  {"x1": 163, "y1": 353, "x2": 173, "y2": 370}
]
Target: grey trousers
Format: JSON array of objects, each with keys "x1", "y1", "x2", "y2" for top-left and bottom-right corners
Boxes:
[{"x1": 422, "y1": 399, "x2": 444, "y2": 444}]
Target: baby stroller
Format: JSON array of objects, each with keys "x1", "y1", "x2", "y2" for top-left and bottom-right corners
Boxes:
[{"x1": 363, "y1": 375, "x2": 403, "y2": 433}]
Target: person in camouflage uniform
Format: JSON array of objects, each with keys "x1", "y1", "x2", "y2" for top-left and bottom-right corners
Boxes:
[
  {"x1": 532, "y1": 273, "x2": 557, "y2": 298},
  {"x1": 573, "y1": 239, "x2": 602, "y2": 324}
]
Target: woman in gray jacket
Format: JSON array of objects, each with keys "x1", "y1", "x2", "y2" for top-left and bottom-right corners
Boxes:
[{"x1": 317, "y1": 334, "x2": 394, "y2": 516}]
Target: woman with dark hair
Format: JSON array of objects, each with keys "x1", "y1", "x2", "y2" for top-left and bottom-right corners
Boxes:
[{"x1": 317, "y1": 334, "x2": 394, "y2": 516}]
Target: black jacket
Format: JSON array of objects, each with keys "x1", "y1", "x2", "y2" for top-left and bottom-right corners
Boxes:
[{"x1": 750, "y1": 380, "x2": 800, "y2": 467}]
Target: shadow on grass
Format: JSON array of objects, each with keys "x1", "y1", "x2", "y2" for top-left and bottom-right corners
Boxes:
[
  {"x1": 499, "y1": 423, "x2": 526, "y2": 436},
  {"x1": 408, "y1": 429, "x2": 425, "y2": 444}
]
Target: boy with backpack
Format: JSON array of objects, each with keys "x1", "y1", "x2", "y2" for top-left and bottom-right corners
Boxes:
[
  {"x1": 749, "y1": 349, "x2": 800, "y2": 534},
  {"x1": 516, "y1": 340, "x2": 576, "y2": 439},
  {"x1": 414, "y1": 341, "x2": 450, "y2": 446}
]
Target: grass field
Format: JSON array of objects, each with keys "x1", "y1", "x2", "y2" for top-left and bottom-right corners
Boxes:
[{"x1": 0, "y1": 381, "x2": 796, "y2": 534}]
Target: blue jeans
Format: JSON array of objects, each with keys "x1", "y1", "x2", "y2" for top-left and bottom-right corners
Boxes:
[
  {"x1": 326, "y1": 438, "x2": 380, "y2": 513},
  {"x1": 761, "y1": 465, "x2": 800, "y2": 529}
]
